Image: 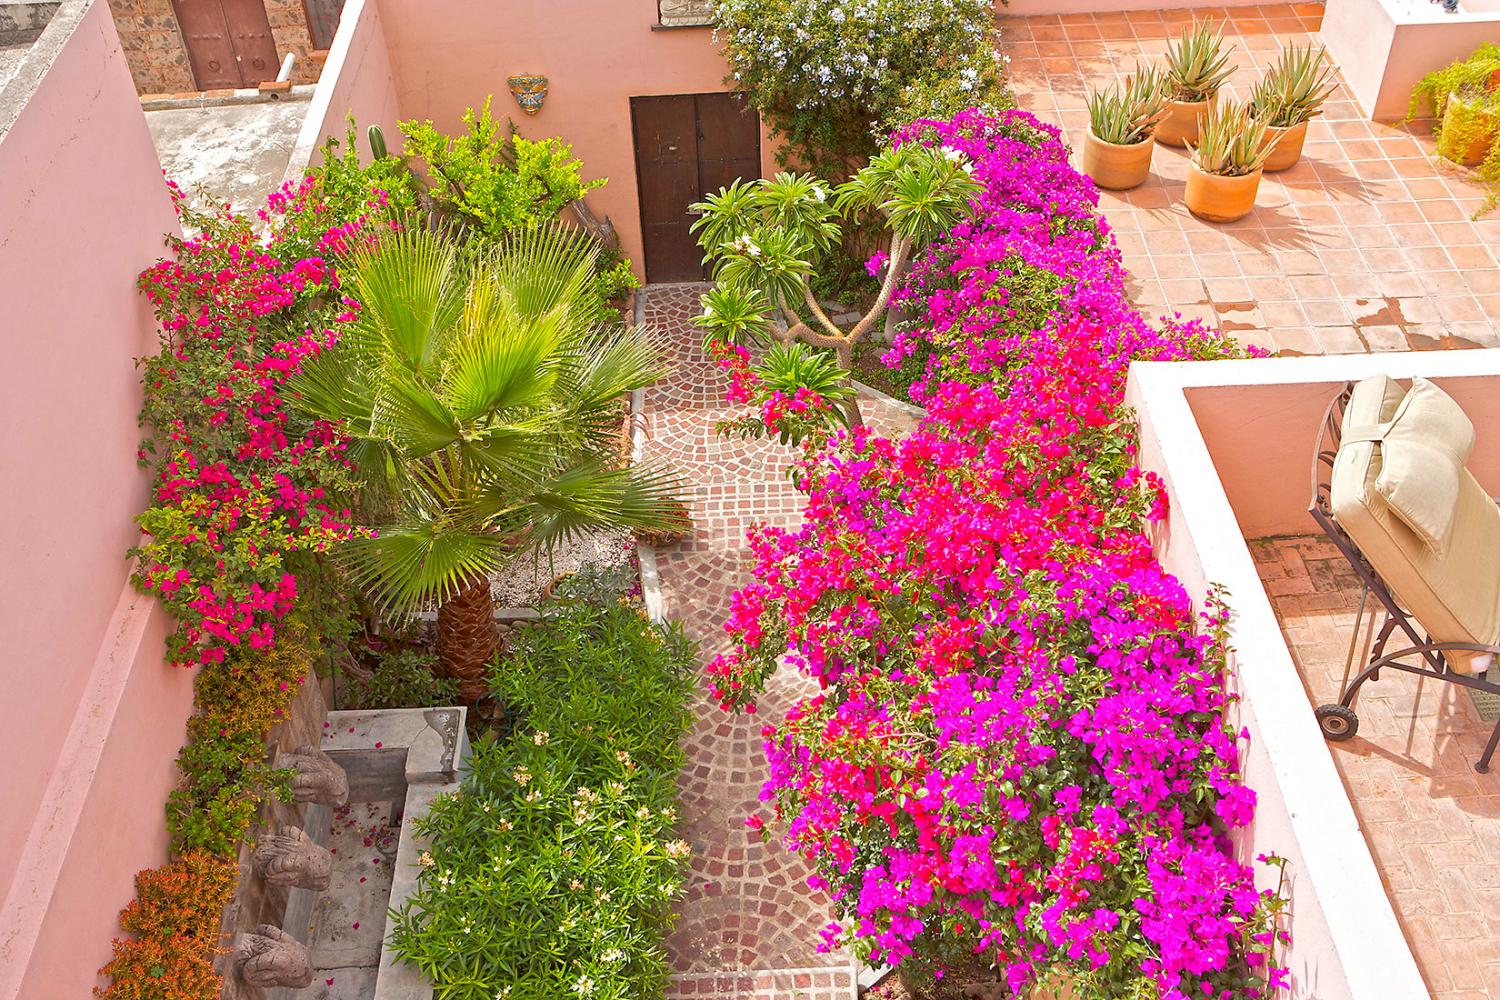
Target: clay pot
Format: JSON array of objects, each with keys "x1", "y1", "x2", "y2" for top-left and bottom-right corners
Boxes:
[
  {"x1": 1156, "y1": 97, "x2": 1212, "y2": 148},
  {"x1": 1081, "y1": 131, "x2": 1155, "y2": 190},
  {"x1": 1260, "y1": 120, "x2": 1309, "y2": 172},
  {"x1": 1185, "y1": 163, "x2": 1262, "y2": 223},
  {"x1": 1438, "y1": 94, "x2": 1499, "y2": 167}
]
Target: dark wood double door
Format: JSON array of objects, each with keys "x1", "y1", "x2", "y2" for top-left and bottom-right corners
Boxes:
[
  {"x1": 172, "y1": 0, "x2": 280, "y2": 90},
  {"x1": 631, "y1": 93, "x2": 761, "y2": 283}
]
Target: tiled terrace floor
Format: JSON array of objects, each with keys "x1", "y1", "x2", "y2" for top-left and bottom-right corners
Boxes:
[
  {"x1": 637, "y1": 284, "x2": 915, "y2": 1000},
  {"x1": 1002, "y1": 3, "x2": 1500, "y2": 356},
  {"x1": 1256, "y1": 537, "x2": 1500, "y2": 1000}
]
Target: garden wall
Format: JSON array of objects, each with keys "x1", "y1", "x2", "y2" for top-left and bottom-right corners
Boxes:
[
  {"x1": 282, "y1": 0, "x2": 401, "y2": 180},
  {"x1": 1320, "y1": 0, "x2": 1500, "y2": 119},
  {"x1": 369, "y1": 0, "x2": 777, "y2": 279},
  {"x1": 0, "y1": 2, "x2": 189, "y2": 996},
  {"x1": 1124, "y1": 349, "x2": 1500, "y2": 1000}
]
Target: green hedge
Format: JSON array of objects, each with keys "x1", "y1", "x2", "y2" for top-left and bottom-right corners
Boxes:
[{"x1": 388, "y1": 586, "x2": 698, "y2": 1000}]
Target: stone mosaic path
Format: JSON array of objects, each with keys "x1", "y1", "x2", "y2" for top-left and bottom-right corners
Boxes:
[{"x1": 638, "y1": 284, "x2": 913, "y2": 1000}]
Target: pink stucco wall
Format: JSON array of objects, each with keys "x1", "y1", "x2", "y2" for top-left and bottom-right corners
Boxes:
[
  {"x1": 283, "y1": 0, "x2": 402, "y2": 181},
  {"x1": 0, "y1": 2, "x2": 193, "y2": 996},
  {"x1": 374, "y1": 0, "x2": 777, "y2": 279}
]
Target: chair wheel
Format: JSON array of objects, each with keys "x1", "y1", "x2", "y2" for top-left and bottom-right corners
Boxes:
[{"x1": 1316, "y1": 704, "x2": 1359, "y2": 741}]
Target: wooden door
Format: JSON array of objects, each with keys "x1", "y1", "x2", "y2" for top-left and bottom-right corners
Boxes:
[
  {"x1": 631, "y1": 93, "x2": 760, "y2": 284},
  {"x1": 173, "y1": 0, "x2": 280, "y2": 90}
]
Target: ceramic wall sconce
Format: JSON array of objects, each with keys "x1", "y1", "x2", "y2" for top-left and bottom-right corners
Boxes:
[{"x1": 508, "y1": 74, "x2": 548, "y2": 115}]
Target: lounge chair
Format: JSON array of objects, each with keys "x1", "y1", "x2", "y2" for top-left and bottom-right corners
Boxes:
[{"x1": 1309, "y1": 375, "x2": 1500, "y2": 773}]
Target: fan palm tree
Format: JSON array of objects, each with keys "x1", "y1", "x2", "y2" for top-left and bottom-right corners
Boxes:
[{"x1": 291, "y1": 224, "x2": 682, "y2": 698}]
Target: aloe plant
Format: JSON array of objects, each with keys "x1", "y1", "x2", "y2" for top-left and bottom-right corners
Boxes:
[
  {"x1": 1164, "y1": 22, "x2": 1236, "y2": 102},
  {"x1": 1088, "y1": 65, "x2": 1171, "y2": 144},
  {"x1": 1250, "y1": 43, "x2": 1337, "y2": 128},
  {"x1": 1189, "y1": 100, "x2": 1273, "y2": 176}
]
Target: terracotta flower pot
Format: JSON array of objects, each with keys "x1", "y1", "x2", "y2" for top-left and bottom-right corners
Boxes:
[
  {"x1": 1438, "y1": 94, "x2": 1500, "y2": 167},
  {"x1": 1081, "y1": 131, "x2": 1155, "y2": 190},
  {"x1": 1156, "y1": 97, "x2": 1212, "y2": 148},
  {"x1": 1185, "y1": 163, "x2": 1262, "y2": 223},
  {"x1": 1260, "y1": 120, "x2": 1309, "y2": 172}
]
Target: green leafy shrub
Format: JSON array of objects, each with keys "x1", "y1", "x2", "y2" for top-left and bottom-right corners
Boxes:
[
  {"x1": 712, "y1": 0, "x2": 1009, "y2": 176},
  {"x1": 345, "y1": 646, "x2": 460, "y2": 711},
  {"x1": 387, "y1": 596, "x2": 697, "y2": 1000},
  {"x1": 166, "y1": 620, "x2": 317, "y2": 856},
  {"x1": 401, "y1": 97, "x2": 605, "y2": 237}
]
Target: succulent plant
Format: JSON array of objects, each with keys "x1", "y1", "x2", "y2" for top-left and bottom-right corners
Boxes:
[
  {"x1": 1250, "y1": 43, "x2": 1337, "y2": 128},
  {"x1": 1164, "y1": 21, "x2": 1236, "y2": 103},
  {"x1": 1189, "y1": 99, "x2": 1273, "y2": 176},
  {"x1": 1088, "y1": 65, "x2": 1171, "y2": 144}
]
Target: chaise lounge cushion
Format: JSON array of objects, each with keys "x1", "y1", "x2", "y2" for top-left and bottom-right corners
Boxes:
[{"x1": 1330, "y1": 375, "x2": 1500, "y2": 670}]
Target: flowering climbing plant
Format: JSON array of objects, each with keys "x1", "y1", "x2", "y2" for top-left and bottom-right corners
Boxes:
[
  {"x1": 131, "y1": 180, "x2": 393, "y2": 667},
  {"x1": 707, "y1": 110, "x2": 1287, "y2": 999}
]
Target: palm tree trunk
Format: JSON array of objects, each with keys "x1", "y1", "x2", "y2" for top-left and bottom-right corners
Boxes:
[{"x1": 435, "y1": 573, "x2": 498, "y2": 702}]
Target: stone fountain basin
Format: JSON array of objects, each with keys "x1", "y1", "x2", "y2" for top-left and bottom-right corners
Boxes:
[{"x1": 312, "y1": 707, "x2": 471, "y2": 1000}]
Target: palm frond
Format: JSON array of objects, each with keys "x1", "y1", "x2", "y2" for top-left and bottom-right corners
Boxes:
[
  {"x1": 339, "y1": 524, "x2": 513, "y2": 617},
  {"x1": 349, "y1": 230, "x2": 465, "y2": 376},
  {"x1": 517, "y1": 460, "x2": 687, "y2": 551},
  {"x1": 487, "y1": 221, "x2": 600, "y2": 319}
]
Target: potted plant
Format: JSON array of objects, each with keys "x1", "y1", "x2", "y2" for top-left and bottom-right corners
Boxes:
[
  {"x1": 1186, "y1": 100, "x2": 1273, "y2": 223},
  {"x1": 1083, "y1": 65, "x2": 1170, "y2": 190},
  {"x1": 1409, "y1": 44, "x2": 1500, "y2": 166},
  {"x1": 1158, "y1": 21, "x2": 1236, "y2": 148},
  {"x1": 1249, "y1": 43, "x2": 1336, "y2": 172}
]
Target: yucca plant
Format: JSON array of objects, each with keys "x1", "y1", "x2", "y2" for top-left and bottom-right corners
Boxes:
[
  {"x1": 1190, "y1": 100, "x2": 1273, "y2": 176},
  {"x1": 1088, "y1": 65, "x2": 1171, "y2": 144},
  {"x1": 1250, "y1": 43, "x2": 1337, "y2": 128},
  {"x1": 1164, "y1": 22, "x2": 1237, "y2": 102},
  {"x1": 290, "y1": 225, "x2": 684, "y2": 697}
]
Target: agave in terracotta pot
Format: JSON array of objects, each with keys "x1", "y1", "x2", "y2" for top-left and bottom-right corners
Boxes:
[
  {"x1": 1083, "y1": 64, "x2": 1170, "y2": 190},
  {"x1": 1158, "y1": 21, "x2": 1236, "y2": 148},
  {"x1": 1186, "y1": 99, "x2": 1273, "y2": 223},
  {"x1": 1250, "y1": 42, "x2": 1337, "y2": 171}
]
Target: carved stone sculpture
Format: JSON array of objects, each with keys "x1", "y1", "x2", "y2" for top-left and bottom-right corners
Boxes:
[
  {"x1": 232, "y1": 924, "x2": 313, "y2": 988},
  {"x1": 252, "y1": 825, "x2": 332, "y2": 891},
  {"x1": 282, "y1": 745, "x2": 349, "y2": 806}
]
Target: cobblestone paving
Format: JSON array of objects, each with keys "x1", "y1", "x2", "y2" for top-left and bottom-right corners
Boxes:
[
  {"x1": 1255, "y1": 536, "x2": 1500, "y2": 1000},
  {"x1": 639, "y1": 285, "x2": 916, "y2": 1000},
  {"x1": 1003, "y1": 2, "x2": 1500, "y2": 356}
]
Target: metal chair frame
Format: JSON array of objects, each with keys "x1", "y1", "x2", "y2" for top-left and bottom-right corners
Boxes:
[{"x1": 1308, "y1": 382, "x2": 1500, "y2": 773}]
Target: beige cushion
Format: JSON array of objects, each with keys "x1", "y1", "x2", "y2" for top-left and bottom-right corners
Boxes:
[
  {"x1": 1330, "y1": 375, "x2": 1500, "y2": 671},
  {"x1": 1345, "y1": 377, "x2": 1476, "y2": 555}
]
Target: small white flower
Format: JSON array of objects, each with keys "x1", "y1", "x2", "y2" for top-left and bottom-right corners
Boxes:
[
  {"x1": 665, "y1": 839, "x2": 692, "y2": 860},
  {"x1": 574, "y1": 975, "x2": 596, "y2": 996},
  {"x1": 532, "y1": 730, "x2": 550, "y2": 746}
]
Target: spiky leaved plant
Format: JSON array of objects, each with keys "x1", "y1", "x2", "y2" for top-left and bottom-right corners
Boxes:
[
  {"x1": 1250, "y1": 43, "x2": 1337, "y2": 128},
  {"x1": 1088, "y1": 65, "x2": 1172, "y2": 144},
  {"x1": 1189, "y1": 99, "x2": 1273, "y2": 176},
  {"x1": 290, "y1": 224, "x2": 684, "y2": 698},
  {"x1": 1164, "y1": 21, "x2": 1236, "y2": 102}
]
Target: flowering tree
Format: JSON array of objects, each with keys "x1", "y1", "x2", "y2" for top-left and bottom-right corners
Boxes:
[
  {"x1": 712, "y1": 0, "x2": 1008, "y2": 177},
  {"x1": 708, "y1": 110, "x2": 1286, "y2": 999}
]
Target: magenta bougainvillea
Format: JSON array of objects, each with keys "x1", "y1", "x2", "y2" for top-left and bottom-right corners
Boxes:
[
  {"x1": 131, "y1": 179, "x2": 394, "y2": 666},
  {"x1": 707, "y1": 110, "x2": 1286, "y2": 999}
]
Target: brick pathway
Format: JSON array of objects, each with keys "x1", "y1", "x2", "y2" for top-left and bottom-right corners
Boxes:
[
  {"x1": 639, "y1": 284, "x2": 915, "y2": 1000},
  {"x1": 1002, "y1": 2, "x2": 1500, "y2": 356},
  {"x1": 1255, "y1": 537, "x2": 1500, "y2": 1000}
]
